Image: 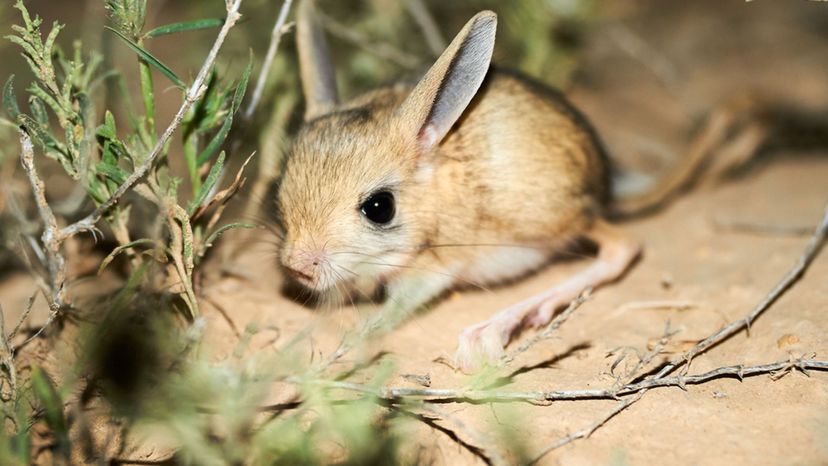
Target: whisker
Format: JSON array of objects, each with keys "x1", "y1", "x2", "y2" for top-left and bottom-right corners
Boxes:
[
  {"x1": 327, "y1": 241, "x2": 593, "y2": 261},
  {"x1": 356, "y1": 260, "x2": 492, "y2": 294}
]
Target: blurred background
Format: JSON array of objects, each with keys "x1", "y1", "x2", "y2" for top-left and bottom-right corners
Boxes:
[
  {"x1": 2, "y1": 0, "x2": 827, "y2": 205},
  {"x1": 0, "y1": 1, "x2": 827, "y2": 464}
]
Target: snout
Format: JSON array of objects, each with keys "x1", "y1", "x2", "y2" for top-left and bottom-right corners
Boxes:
[{"x1": 281, "y1": 247, "x2": 331, "y2": 291}]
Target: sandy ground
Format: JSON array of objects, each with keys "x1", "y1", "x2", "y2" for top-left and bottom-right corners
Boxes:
[
  {"x1": 1, "y1": 0, "x2": 827, "y2": 464},
  {"x1": 203, "y1": 154, "x2": 828, "y2": 466},
  {"x1": 204, "y1": 1, "x2": 828, "y2": 464}
]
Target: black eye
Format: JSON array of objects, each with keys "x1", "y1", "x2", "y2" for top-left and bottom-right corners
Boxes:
[{"x1": 360, "y1": 191, "x2": 395, "y2": 225}]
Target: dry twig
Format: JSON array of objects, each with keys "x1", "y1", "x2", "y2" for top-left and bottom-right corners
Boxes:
[
  {"x1": 659, "y1": 203, "x2": 828, "y2": 378},
  {"x1": 607, "y1": 320, "x2": 677, "y2": 384},
  {"x1": 18, "y1": 129, "x2": 65, "y2": 310},
  {"x1": 527, "y1": 392, "x2": 644, "y2": 464},
  {"x1": 243, "y1": 0, "x2": 294, "y2": 121},
  {"x1": 500, "y1": 289, "x2": 592, "y2": 367},
  {"x1": 713, "y1": 218, "x2": 814, "y2": 237},
  {"x1": 529, "y1": 202, "x2": 828, "y2": 462},
  {"x1": 301, "y1": 357, "x2": 827, "y2": 403},
  {"x1": 398, "y1": 404, "x2": 508, "y2": 466},
  {"x1": 403, "y1": 0, "x2": 445, "y2": 57},
  {"x1": 318, "y1": 11, "x2": 420, "y2": 69},
  {"x1": 615, "y1": 299, "x2": 697, "y2": 313}
]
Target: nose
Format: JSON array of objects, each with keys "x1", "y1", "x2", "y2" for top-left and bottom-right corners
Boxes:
[
  {"x1": 284, "y1": 265, "x2": 314, "y2": 282},
  {"x1": 282, "y1": 248, "x2": 327, "y2": 285}
]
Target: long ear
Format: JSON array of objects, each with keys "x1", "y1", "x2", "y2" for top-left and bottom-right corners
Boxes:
[
  {"x1": 397, "y1": 11, "x2": 497, "y2": 150},
  {"x1": 297, "y1": 0, "x2": 339, "y2": 120}
]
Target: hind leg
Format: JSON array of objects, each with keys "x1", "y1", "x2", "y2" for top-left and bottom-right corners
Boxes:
[{"x1": 454, "y1": 220, "x2": 641, "y2": 372}]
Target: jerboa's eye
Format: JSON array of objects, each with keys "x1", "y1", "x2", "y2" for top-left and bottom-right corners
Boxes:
[{"x1": 360, "y1": 191, "x2": 395, "y2": 225}]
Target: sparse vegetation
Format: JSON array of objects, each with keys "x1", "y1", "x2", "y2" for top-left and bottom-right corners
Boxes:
[{"x1": 0, "y1": 1, "x2": 826, "y2": 465}]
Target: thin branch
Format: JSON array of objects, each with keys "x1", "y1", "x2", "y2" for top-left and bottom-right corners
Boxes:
[
  {"x1": 607, "y1": 320, "x2": 677, "y2": 386},
  {"x1": 317, "y1": 11, "x2": 420, "y2": 69},
  {"x1": 313, "y1": 307, "x2": 389, "y2": 373},
  {"x1": 402, "y1": 0, "x2": 445, "y2": 57},
  {"x1": 243, "y1": 0, "x2": 294, "y2": 121},
  {"x1": 14, "y1": 310, "x2": 60, "y2": 353},
  {"x1": 295, "y1": 357, "x2": 828, "y2": 403},
  {"x1": 8, "y1": 292, "x2": 37, "y2": 343},
  {"x1": 0, "y1": 305, "x2": 18, "y2": 400},
  {"x1": 656, "y1": 203, "x2": 828, "y2": 379},
  {"x1": 500, "y1": 289, "x2": 592, "y2": 367},
  {"x1": 616, "y1": 359, "x2": 825, "y2": 394},
  {"x1": 529, "y1": 202, "x2": 828, "y2": 463},
  {"x1": 395, "y1": 404, "x2": 504, "y2": 466},
  {"x1": 713, "y1": 218, "x2": 814, "y2": 237},
  {"x1": 526, "y1": 393, "x2": 644, "y2": 465},
  {"x1": 614, "y1": 299, "x2": 697, "y2": 313},
  {"x1": 606, "y1": 24, "x2": 684, "y2": 107},
  {"x1": 59, "y1": 0, "x2": 245, "y2": 240},
  {"x1": 3, "y1": 184, "x2": 47, "y2": 265},
  {"x1": 525, "y1": 357, "x2": 826, "y2": 464},
  {"x1": 18, "y1": 129, "x2": 65, "y2": 310}
]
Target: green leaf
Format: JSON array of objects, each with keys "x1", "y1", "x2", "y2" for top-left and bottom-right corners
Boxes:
[
  {"x1": 138, "y1": 53, "x2": 157, "y2": 140},
  {"x1": 97, "y1": 110, "x2": 118, "y2": 140},
  {"x1": 82, "y1": 51, "x2": 104, "y2": 89},
  {"x1": 86, "y1": 180, "x2": 107, "y2": 204},
  {"x1": 3, "y1": 75, "x2": 20, "y2": 119},
  {"x1": 144, "y1": 18, "x2": 223, "y2": 38},
  {"x1": 98, "y1": 239, "x2": 159, "y2": 275},
  {"x1": 17, "y1": 114, "x2": 73, "y2": 172},
  {"x1": 111, "y1": 260, "x2": 152, "y2": 313},
  {"x1": 29, "y1": 97, "x2": 49, "y2": 125},
  {"x1": 105, "y1": 26, "x2": 185, "y2": 89},
  {"x1": 231, "y1": 58, "x2": 253, "y2": 114},
  {"x1": 5, "y1": 35, "x2": 39, "y2": 67},
  {"x1": 96, "y1": 112, "x2": 131, "y2": 168},
  {"x1": 188, "y1": 151, "x2": 225, "y2": 215},
  {"x1": 203, "y1": 222, "x2": 256, "y2": 252},
  {"x1": 184, "y1": 69, "x2": 219, "y2": 139},
  {"x1": 196, "y1": 113, "x2": 232, "y2": 165},
  {"x1": 96, "y1": 161, "x2": 130, "y2": 185},
  {"x1": 195, "y1": 61, "x2": 252, "y2": 165},
  {"x1": 31, "y1": 366, "x2": 70, "y2": 460},
  {"x1": 27, "y1": 83, "x2": 67, "y2": 122},
  {"x1": 43, "y1": 21, "x2": 63, "y2": 58}
]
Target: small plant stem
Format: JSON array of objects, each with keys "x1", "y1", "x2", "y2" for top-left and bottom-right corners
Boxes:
[
  {"x1": 18, "y1": 129, "x2": 65, "y2": 310},
  {"x1": 184, "y1": 130, "x2": 201, "y2": 195},
  {"x1": 137, "y1": 38, "x2": 157, "y2": 144},
  {"x1": 403, "y1": 0, "x2": 445, "y2": 57},
  {"x1": 243, "y1": 0, "x2": 294, "y2": 121},
  {"x1": 298, "y1": 358, "x2": 828, "y2": 403},
  {"x1": 59, "y1": 0, "x2": 245, "y2": 241}
]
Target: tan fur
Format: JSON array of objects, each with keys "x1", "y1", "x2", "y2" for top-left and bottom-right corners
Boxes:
[
  {"x1": 277, "y1": 4, "x2": 644, "y2": 371},
  {"x1": 276, "y1": 67, "x2": 608, "y2": 296},
  {"x1": 275, "y1": 3, "x2": 772, "y2": 370}
]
